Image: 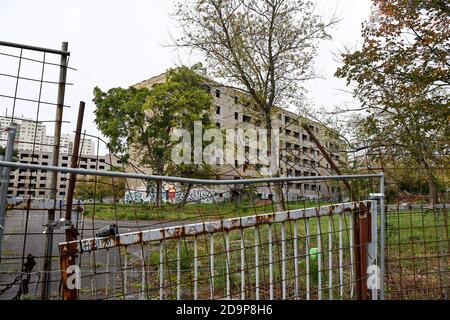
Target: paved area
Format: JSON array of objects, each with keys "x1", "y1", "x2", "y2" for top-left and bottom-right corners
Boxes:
[{"x1": 0, "y1": 209, "x2": 183, "y2": 300}]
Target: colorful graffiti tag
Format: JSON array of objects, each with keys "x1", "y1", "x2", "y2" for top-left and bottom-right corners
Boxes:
[{"x1": 124, "y1": 187, "x2": 214, "y2": 204}]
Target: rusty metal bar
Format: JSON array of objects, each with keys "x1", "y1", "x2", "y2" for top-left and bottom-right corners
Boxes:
[
  {"x1": 65, "y1": 101, "x2": 85, "y2": 222},
  {"x1": 140, "y1": 249, "x2": 145, "y2": 300},
  {"x1": 62, "y1": 101, "x2": 85, "y2": 300},
  {"x1": 60, "y1": 202, "x2": 368, "y2": 252},
  {"x1": 359, "y1": 204, "x2": 371, "y2": 300}
]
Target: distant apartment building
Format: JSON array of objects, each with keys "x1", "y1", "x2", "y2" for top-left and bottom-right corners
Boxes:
[
  {"x1": 7, "y1": 150, "x2": 123, "y2": 199},
  {"x1": 0, "y1": 116, "x2": 95, "y2": 155},
  {"x1": 131, "y1": 72, "x2": 347, "y2": 202}
]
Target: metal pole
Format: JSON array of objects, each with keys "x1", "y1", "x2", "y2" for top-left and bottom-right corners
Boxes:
[
  {"x1": 61, "y1": 101, "x2": 84, "y2": 300},
  {"x1": 369, "y1": 199, "x2": 378, "y2": 300},
  {"x1": 0, "y1": 127, "x2": 16, "y2": 261},
  {"x1": 42, "y1": 41, "x2": 68, "y2": 300},
  {"x1": 65, "y1": 101, "x2": 85, "y2": 222},
  {"x1": 380, "y1": 174, "x2": 385, "y2": 300},
  {"x1": 0, "y1": 161, "x2": 384, "y2": 186},
  {"x1": 0, "y1": 40, "x2": 70, "y2": 56}
]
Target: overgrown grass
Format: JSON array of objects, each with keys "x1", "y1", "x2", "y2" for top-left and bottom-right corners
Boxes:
[
  {"x1": 79, "y1": 203, "x2": 449, "y2": 300},
  {"x1": 82, "y1": 200, "x2": 335, "y2": 222}
]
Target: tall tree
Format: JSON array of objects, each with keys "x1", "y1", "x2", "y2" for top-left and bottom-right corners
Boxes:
[
  {"x1": 174, "y1": 0, "x2": 337, "y2": 208},
  {"x1": 335, "y1": 0, "x2": 450, "y2": 205},
  {"x1": 93, "y1": 66, "x2": 214, "y2": 206}
]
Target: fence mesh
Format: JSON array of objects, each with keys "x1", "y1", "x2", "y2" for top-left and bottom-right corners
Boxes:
[{"x1": 0, "y1": 41, "x2": 448, "y2": 301}]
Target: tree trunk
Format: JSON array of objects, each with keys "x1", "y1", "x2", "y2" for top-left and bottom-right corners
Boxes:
[
  {"x1": 156, "y1": 181, "x2": 163, "y2": 207},
  {"x1": 420, "y1": 159, "x2": 439, "y2": 206},
  {"x1": 181, "y1": 184, "x2": 193, "y2": 207}
]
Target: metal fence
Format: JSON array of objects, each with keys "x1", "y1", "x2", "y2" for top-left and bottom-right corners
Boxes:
[
  {"x1": 0, "y1": 40, "x2": 73, "y2": 300},
  {"x1": 0, "y1": 159, "x2": 384, "y2": 300},
  {"x1": 0, "y1": 157, "x2": 449, "y2": 300},
  {"x1": 60, "y1": 200, "x2": 376, "y2": 300},
  {"x1": 0, "y1": 40, "x2": 448, "y2": 301}
]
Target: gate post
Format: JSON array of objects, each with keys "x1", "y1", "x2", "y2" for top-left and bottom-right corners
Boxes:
[
  {"x1": 42, "y1": 41, "x2": 69, "y2": 300},
  {"x1": 353, "y1": 202, "x2": 371, "y2": 300},
  {"x1": 0, "y1": 126, "x2": 16, "y2": 262},
  {"x1": 370, "y1": 192, "x2": 385, "y2": 300},
  {"x1": 368, "y1": 198, "x2": 379, "y2": 300}
]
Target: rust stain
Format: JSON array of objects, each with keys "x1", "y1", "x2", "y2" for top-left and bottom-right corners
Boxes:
[
  {"x1": 358, "y1": 202, "x2": 368, "y2": 218},
  {"x1": 7, "y1": 199, "x2": 24, "y2": 209},
  {"x1": 90, "y1": 239, "x2": 97, "y2": 251},
  {"x1": 256, "y1": 213, "x2": 274, "y2": 225}
]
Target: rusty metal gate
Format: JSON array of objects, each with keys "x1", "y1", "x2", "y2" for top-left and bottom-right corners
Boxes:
[{"x1": 59, "y1": 200, "x2": 381, "y2": 300}]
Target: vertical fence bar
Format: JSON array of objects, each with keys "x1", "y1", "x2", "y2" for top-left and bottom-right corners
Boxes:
[
  {"x1": 0, "y1": 127, "x2": 16, "y2": 261},
  {"x1": 328, "y1": 216, "x2": 333, "y2": 300},
  {"x1": 380, "y1": 174, "x2": 385, "y2": 300},
  {"x1": 240, "y1": 230, "x2": 245, "y2": 300},
  {"x1": 305, "y1": 218, "x2": 311, "y2": 300},
  {"x1": 339, "y1": 213, "x2": 344, "y2": 298},
  {"x1": 105, "y1": 248, "x2": 110, "y2": 299},
  {"x1": 281, "y1": 221, "x2": 287, "y2": 299},
  {"x1": 209, "y1": 234, "x2": 214, "y2": 299},
  {"x1": 140, "y1": 248, "x2": 145, "y2": 300},
  {"x1": 42, "y1": 41, "x2": 69, "y2": 300},
  {"x1": 62, "y1": 101, "x2": 85, "y2": 300},
  {"x1": 293, "y1": 221, "x2": 299, "y2": 299},
  {"x1": 255, "y1": 226, "x2": 260, "y2": 300},
  {"x1": 349, "y1": 213, "x2": 355, "y2": 298},
  {"x1": 317, "y1": 217, "x2": 322, "y2": 300},
  {"x1": 123, "y1": 247, "x2": 128, "y2": 299},
  {"x1": 177, "y1": 238, "x2": 181, "y2": 300},
  {"x1": 370, "y1": 200, "x2": 378, "y2": 300},
  {"x1": 268, "y1": 223, "x2": 274, "y2": 300},
  {"x1": 159, "y1": 240, "x2": 164, "y2": 300},
  {"x1": 89, "y1": 251, "x2": 94, "y2": 296},
  {"x1": 225, "y1": 231, "x2": 231, "y2": 300},
  {"x1": 194, "y1": 235, "x2": 198, "y2": 300}
]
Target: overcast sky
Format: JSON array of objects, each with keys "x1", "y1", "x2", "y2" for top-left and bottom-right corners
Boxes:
[{"x1": 0, "y1": 0, "x2": 372, "y2": 153}]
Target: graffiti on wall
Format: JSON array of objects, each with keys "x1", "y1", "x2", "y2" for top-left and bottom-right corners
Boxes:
[{"x1": 124, "y1": 186, "x2": 214, "y2": 204}]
